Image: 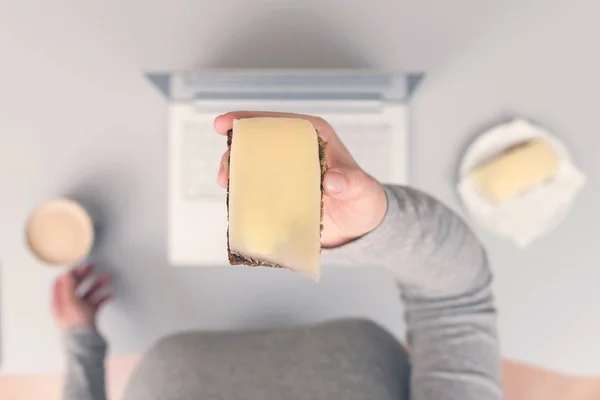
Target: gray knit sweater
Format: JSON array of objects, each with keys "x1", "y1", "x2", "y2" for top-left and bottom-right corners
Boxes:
[{"x1": 63, "y1": 185, "x2": 503, "y2": 400}]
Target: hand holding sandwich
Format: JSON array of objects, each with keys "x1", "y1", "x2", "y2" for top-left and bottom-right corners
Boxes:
[{"x1": 214, "y1": 111, "x2": 387, "y2": 248}]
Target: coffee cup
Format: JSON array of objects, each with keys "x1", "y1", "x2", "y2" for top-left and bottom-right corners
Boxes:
[{"x1": 26, "y1": 199, "x2": 94, "y2": 266}]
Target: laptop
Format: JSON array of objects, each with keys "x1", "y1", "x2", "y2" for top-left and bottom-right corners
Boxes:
[{"x1": 148, "y1": 71, "x2": 422, "y2": 265}]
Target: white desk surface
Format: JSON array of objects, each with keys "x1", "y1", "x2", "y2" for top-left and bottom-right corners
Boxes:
[{"x1": 1, "y1": 0, "x2": 599, "y2": 375}]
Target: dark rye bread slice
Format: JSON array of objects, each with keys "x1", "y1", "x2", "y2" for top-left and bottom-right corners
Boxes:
[{"x1": 226, "y1": 128, "x2": 327, "y2": 269}]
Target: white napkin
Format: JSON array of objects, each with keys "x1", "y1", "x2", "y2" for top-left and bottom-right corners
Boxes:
[{"x1": 458, "y1": 119, "x2": 587, "y2": 247}]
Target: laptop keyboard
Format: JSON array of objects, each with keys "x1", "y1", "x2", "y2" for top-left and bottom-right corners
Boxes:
[
  {"x1": 331, "y1": 122, "x2": 393, "y2": 183},
  {"x1": 182, "y1": 121, "x2": 226, "y2": 198}
]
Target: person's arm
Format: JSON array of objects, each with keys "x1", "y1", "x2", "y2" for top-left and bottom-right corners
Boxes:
[
  {"x1": 214, "y1": 112, "x2": 502, "y2": 398},
  {"x1": 52, "y1": 264, "x2": 112, "y2": 400},
  {"x1": 323, "y1": 185, "x2": 503, "y2": 400},
  {"x1": 63, "y1": 327, "x2": 108, "y2": 400}
]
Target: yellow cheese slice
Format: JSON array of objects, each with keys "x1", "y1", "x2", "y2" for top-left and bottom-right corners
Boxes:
[
  {"x1": 470, "y1": 139, "x2": 560, "y2": 203},
  {"x1": 228, "y1": 117, "x2": 322, "y2": 279}
]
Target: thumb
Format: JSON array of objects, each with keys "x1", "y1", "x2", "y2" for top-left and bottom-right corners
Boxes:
[{"x1": 323, "y1": 167, "x2": 366, "y2": 199}]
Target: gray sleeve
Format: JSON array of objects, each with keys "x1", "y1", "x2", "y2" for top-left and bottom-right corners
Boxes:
[
  {"x1": 322, "y1": 185, "x2": 503, "y2": 400},
  {"x1": 63, "y1": 326, "x2": 108, "y2": 400}
]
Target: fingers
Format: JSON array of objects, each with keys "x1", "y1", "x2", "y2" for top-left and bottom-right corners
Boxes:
[
  {"x1": 214, "y1": 111, "x2": 335, "y2": 141},
  {"x1": 93, "y1": 293, "x2": 112, "y2": 310},
  {"x1": 82, "y1": 274, "x2": 111, "y2": 303},
  {"x1": 214, "y1": 113, "x2": 234, "y2": 135},
  {"x1": 217, "y1": 149, "x2": 230, "y2": 188},
  {"x1": 81, "y1": 272, "x2": 112, "y2": 310},
  {"x1": 72, "y1": 263, "x2": 93, "y2": 282}
]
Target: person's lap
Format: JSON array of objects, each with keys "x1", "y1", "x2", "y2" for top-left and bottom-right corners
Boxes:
[{"x1": 123, "y1": 319, "x2": 410, "y2": 400}]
